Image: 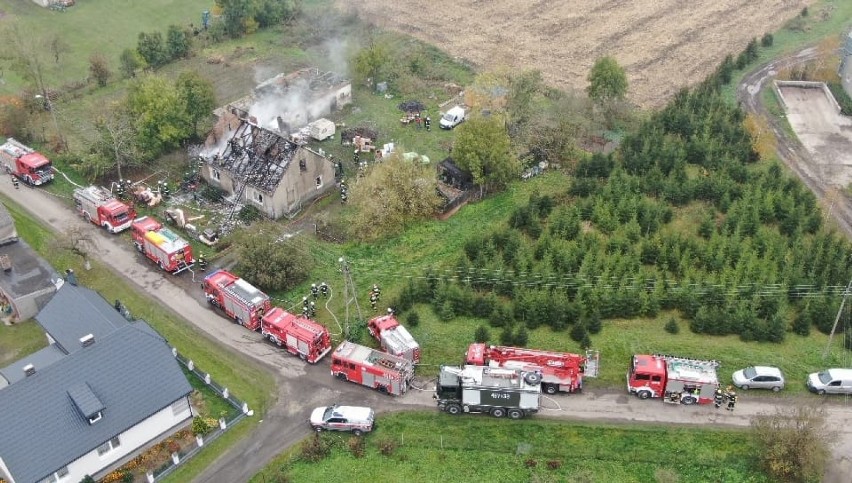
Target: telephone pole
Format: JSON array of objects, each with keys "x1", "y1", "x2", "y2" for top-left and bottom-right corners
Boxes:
[{"x1": 823, "y1": 278, "x2": 852, "y2": 359}]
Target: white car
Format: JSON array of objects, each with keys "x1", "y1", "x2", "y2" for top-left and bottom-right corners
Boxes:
[
  {"x1": 732, "y1": 366, "x2": 785, "y2": 391},
  {"x1": 309, "y1": 405, "x2": 374, "y2": 435}
]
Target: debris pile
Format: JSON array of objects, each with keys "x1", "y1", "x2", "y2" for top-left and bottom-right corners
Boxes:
[
  {"x1": 397, "y1": 100, "x2": 426, "y2": 113},
  {"x1": 341, "y1": 127, "x2": 379, "y2": 143}
]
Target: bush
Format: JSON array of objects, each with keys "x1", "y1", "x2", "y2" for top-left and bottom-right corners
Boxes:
[
  {"x1": 761, "y1": 33, "x2": 774, "y2": 47},
  {"x1": 191, "y1": 416, "x2": 210, "y2": 435},
  {"x1": 570, "y1": 323, "x2": 587, "y2": 343},
  {"x1": 579, "y1": 332, "x2": 592, "y2": 350},
  {"x1": 547, "y1": 460, "x2": 562, "y2": 470},
  {"x1": 585, "y1": 312, "x2": 602, "y2": 334},
  {"x1": 474, "y1": 325, "x2": 490, "y2": 343},
  {"x1": 438, "y1": 300, "x2": 455, "y2": 321},
  {"x1": 845, "y1": 330, "x2": 852, "y2": 351},
  {"x1": 514, "y1": 324, "x2": 529, "y2": 347},
  {"x1": 499, "y1": 324, "x2": 515, "y2": 345},
  {"x1": 348, "y1": 436, "x2": 365, "y2": 458},
  {"x1": 378, "y1": 438, "x2": 398, "y2": 456},
  {"x1": 524, "y1": 458, "x2": 537, "y2": 468},
  {"x1": 406, "y1": 311, "x2": 420, "y2": 328},
  {"x1": 238, "y1": 205, "x2": 263, "y2": 224},
  {"x1": 664, "y1": 317, "x2": 680, "y2": 335},
  {"x1": 751, "y1": 405, "x2": 832, "y2": 482},
  {"x1": 299, "y1": 434, "x2": 330, "y2": 462}
]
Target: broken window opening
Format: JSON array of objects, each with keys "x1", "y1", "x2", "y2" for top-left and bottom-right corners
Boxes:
[{"x1": 316, "y1": 176, "x2": 323, "y2": 189}]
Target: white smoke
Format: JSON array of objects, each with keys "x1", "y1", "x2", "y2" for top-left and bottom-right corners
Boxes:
[{"x1": 323, "y1": 37, "x2": 350, "y2": 77}]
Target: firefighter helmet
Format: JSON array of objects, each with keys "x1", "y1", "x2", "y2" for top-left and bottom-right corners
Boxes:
[{"x1": 312, "y1": 283, "x2": 317, "y2": 288}]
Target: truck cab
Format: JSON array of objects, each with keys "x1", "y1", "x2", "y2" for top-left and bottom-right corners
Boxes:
[
  {"x1": 16, "y1": 152, "x2": 53, "y2": 185},
  {"x1": 627, "y1": 354, "x2": 666, "y2": 399}
]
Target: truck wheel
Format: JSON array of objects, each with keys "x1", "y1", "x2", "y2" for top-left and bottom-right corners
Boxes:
[
  {"x1": 135, "y1": 243, "x2": 143, "y2": 253},
  {"x1": 299, "y1": 353, "x2": 306, "y2": 361},
  {"x1": 336, "y1": 373, "x2": 348, "y2": 382},
  {"x1": 524, "y1": 373, "x2": 542, "y2": 385},
  {"x1": 83, "y1": 212, "x2": 91, "y2": 223},
  {"x1": 377, "y1": 385, "x2": 388, "y2": 395},
  {"x1": 158, "y1": 261, "x2": 165, "y2": 271},
  {"x1": 268, "y1": 336, "x2": 280, "y2": 346},
  {"x1": 544, "y1": 384, "x2": 558, "y2": 395},
  {"x1": 24, "y1": 175, "x2": 32, "y2": 185},
  {"x1": 508, "y1": 409, "x2": 523, "y2": 420},
  {"x1": 446, "y1": 404, "x2": 462, "y2": 415},
  {"x1": 102, "y1": 222, "x2": 112, "y2": 233},
  {"x1": 353, "y1": 429, "x2": 363, "y2": 437},
  {"x1": 490, "y1": 408, "x2": 505, "y2": 418},
  {"x1": 681, "y1": 396, "x2": 697, "y2": 405},
  {"x1": 637, "y1": 390, "x2": 652, "y2": 400}
]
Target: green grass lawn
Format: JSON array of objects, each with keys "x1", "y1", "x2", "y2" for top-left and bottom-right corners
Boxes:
[
  {"x1": 252, "y1": 412, "x2": 769, "y2": 483},
  {"x1": 0, "y1": 194, "x2": 275, "y2": 482},
  {"x1": 0, "y1": 0, "x2": 211, "y2": 95},
  {"x1": 0, "y1": 319, "x2": 46, "y2": 367}
]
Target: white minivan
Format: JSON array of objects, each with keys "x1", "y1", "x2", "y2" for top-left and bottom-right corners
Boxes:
[
  {"x1": 440, "y1": 106, "x2": 466, "y2": 129},
  {"x1": 806, "y1": 368, "x2": 852, "y2": 395}
]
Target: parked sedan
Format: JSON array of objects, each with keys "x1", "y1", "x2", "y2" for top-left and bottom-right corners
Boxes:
[
  {"x1": 309, "y1": 405, "x2": 375, "y2": 436},
  {"x1": 732, "y1": 366, "x2": 785, "y2": 391}
]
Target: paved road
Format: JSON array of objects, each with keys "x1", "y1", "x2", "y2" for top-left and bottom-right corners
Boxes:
[{"x1": 3, "y1": 170, "x2": 852, "y2": 482}]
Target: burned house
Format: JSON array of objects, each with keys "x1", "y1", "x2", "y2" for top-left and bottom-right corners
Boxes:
[
  {"x1": 215, "y1": 68, "x2": 351, "y2": 137},
  {"x1": 436, "y1": 157, "x2": 476, "y2": 213},
  {"x1": 201, "y1": 117, "x2": 335, "y2": 219}
]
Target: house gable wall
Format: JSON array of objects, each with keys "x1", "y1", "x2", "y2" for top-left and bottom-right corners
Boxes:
[
  {"x1": 269, "y1": 149, "x2": 335, "y2": 219},
  {"x1": 61, "y1": 396, "x2": 192, "y2": 483}
]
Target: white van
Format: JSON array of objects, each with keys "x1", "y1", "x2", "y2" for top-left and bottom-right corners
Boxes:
[
  {"x1": 806, "y1": 368, "x2": 852, "y2": 395},
  {"x1": 440, "y1": 106, "x2": 466, "y2": 129}
]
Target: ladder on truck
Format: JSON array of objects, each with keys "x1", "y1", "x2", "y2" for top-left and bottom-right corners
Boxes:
[
  {"x1": 653, "y1": 354, "x2": 720, "y2": 369},
  {"x1": 171, "y1": 254, "x2": 194, "y2": 275},
  {"x1": 584, "y1": 349, "x2": 600, "y2": 378}
]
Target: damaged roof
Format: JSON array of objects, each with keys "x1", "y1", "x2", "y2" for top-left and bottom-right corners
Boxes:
[{"x1": 207, "y1": 119, "x2": 300, "y2": 193}]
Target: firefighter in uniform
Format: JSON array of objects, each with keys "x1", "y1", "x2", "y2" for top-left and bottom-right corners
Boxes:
[
  {"x1": 197, "y1": 252, "x2": 208, "y2": 271},
  {"x1": 311, "y1": 283, "x2": 319, "y2": 299},
  {"x1": 424, "y1": 116, "x2": 431, "y2": 131},
  {"x1": 320, "y1": 282, "x2": 329, "y2": 297},
  {"x1": 12, "y1": 176, "x2": 19, "y2": 189},
  {"x1": 372, "y1": 284, "x2": 381, "y2": 300},
  {"x1": 370, "y1": 293, "x2": 378, "y2": 311},
  {"x1": 726, "y1": 390, "x2": 738, "y2": 411},
  {"x1": 714, "y1": 388, "x2": 724, "y2": 409},
  {"x1": 353, "y1": 149, "x2": 360, "y2": 165},
  {"x1": 302, "y1": 296, "x2": 309, "y2": 311},
  {"x1": 309, "y1": 301, "x2": 316, "y2": 318}
]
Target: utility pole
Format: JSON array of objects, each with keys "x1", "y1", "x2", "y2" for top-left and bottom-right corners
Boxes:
[
  {"x1": 339, "y1": 257, "x2": 363, "y2": 340},
  {"x1": 823, "y1": 278, "x2": 852, "y2": 359}
]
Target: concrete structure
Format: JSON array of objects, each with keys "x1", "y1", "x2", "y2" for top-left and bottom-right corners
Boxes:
[
  {"x1": 201, "y1": 116, "x2": 336, "y2": 219},
  {"x1": 840, "y1": 31, "x2": 852, "y2": 98},
  {"x1": 215, "y1": 68, "x2": 351, "y2": 136},
  {"x1": 0, "y1": 323, "x2": 193, "y2": 483},
  {"x1": 0, "y1": 202, "x2": 59, "y2": 324}
]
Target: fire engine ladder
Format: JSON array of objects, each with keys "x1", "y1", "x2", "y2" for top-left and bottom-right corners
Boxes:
[
  {"x1": 584, "y1": 349, "x2": 600, "y2": 378},
  {"x1": 653, "y1": 354, "x2": 720, "y2": 369},
  {"x1": 171, "y1": 256, "x2": 194, "y2": 276}
]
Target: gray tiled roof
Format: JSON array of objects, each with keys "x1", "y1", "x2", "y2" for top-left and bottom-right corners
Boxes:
[
  {"x1": 35, "y1": 283, "x2": 129, "y2": 354},
  {"x1": 0, "y1": 322, "x2": 192, "y2": 483},
  {"x1": 0, "y1": 237, "x2": 58, "y2": 300},
  {"x1": 0, "y1": 343, "x2": 65, "y2": 386}
]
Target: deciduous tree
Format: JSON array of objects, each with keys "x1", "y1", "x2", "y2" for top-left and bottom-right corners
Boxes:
[
  {"x1": 125, "y1": 74, "x2": 191, "y2": 158},
  {"x1": 119, "y1": 48, "x2": 145, "y2": 78},
  {"x1": 352, "y1": 39, "x2": 389, "y2": 89},
  {"x1": 166, "y1": 25, "x2": 191, "y2": 60},
  {"x1": 234, "y1": 221, "x2": 312, "y2": 292},
  {"x1": 587, "y1": 56, "x2": 628, "y2": 104},
  {"x1": 349, "y1": 151, "x2": 442, "y2": 241},
  {"x1": 88, "y1": 53, "x2": 111, "y2": 87},
  {"x1": 175, "y1": 71, "x2": 216, "y2": 138},
  {"x1": 751, "y1": 405, "x2": 834, "y2": 482},
  {"x1": 452, "y1": 115, "x2": 517, "y2": 195}
]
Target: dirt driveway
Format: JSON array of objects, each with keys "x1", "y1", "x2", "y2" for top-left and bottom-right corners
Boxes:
[{"x1": 341, "y1": 0, "x2": 815, "y2": 107}]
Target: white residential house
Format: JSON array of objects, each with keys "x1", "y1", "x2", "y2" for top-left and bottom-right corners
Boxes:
[{"x1": 0, "y1": 322, "x2": 193, "y2": 483}]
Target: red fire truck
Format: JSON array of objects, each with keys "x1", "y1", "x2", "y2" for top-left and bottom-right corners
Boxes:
[
  {"x1": 261, "y1": 307, "x2": 332, "y2": 363},
  {"x1": 130, "y1": 216, "x2": 194, "y2": 274},
  {"x1": 203, "y1": 269, "x2": 271, "y2": 331},
  {"x1": 330, "y1": 341, "x2": 415, "y2": 396},
  {"x1": 367, "y1": 313, "x2": 421, "y2": 363},
  {"x1": 627, "y1": 354, "x2": 720, "y2": 405},
  {"x1": 0, "y1": 138, "x2": 54, "y2": 186},
  {"x1": 465, "y1": 344, "x2": 599, "y2": 395},
  {"x1": 73, "y1": 185, "x2": 136, "y2": 233}
]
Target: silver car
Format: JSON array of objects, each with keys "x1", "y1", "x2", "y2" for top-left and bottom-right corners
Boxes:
[
  {"x1": 732, "y1": 366, "x2": 785, "y2": 391},
  {"x1": 309, "y1": 405, "x2": 374, "y2": 436}
]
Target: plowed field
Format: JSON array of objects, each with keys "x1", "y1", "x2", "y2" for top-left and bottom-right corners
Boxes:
[{"x1": 340, "y1": 0, "x2": 814, "y2": 107}]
